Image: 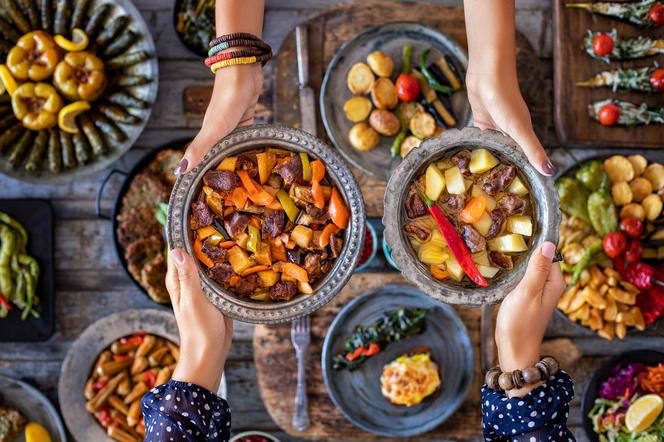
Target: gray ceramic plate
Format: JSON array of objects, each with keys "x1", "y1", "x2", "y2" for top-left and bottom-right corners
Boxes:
[
  {"x1": 320, "y1": 22, "x2": 471, "y2": 181},
  {"x1": 321, "y1": 284, "x2": 474, "y2": 437},
  {"x1": 0, "y1": 375, "x2": 67, "y2": 442}
]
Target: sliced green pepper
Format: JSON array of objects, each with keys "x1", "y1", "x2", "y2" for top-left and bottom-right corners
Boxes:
[
  {"x1": 555, "y1": 177, "x2": 591, "y2": 224},
  {"x1": 276, "y1": 190, "x2": 299, "y2": 222},
  {"x1": 419, "y1": 48, "x2": 454, "y2": 94},
  {"x1": 300, "y1": 152, "x2": 311, "y2": 181},
  {"x1": 587, "y1": 191, "x2": 618, "y2": 237},
  {"x1": 571, "y1": 240, "x2": 603, "y2": 284},
  {"x1": 391, "y1": 109, "x2": 407, "y2": 158},
  {"x1": 247, "y1": 225, "x2": 260, "y2": 253},
  {"x1": 401, "y1": 44, "x2": 412, "y2": 74},
  {"x1": 576, "y1": 160, "x2": 609, "y2": 192}
]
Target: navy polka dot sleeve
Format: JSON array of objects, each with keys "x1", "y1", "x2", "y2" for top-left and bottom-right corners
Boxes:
[
  {"x1": 481, "y1": 370, "x2": 575, "y2": 442},
  {"x1": 142, "y1": 380, "x2": 231, "y2": 442}
]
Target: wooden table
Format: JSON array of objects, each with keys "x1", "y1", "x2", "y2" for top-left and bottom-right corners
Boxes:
[{"x1": 0, "y1": 1, "x2": 660, "y2": 441}]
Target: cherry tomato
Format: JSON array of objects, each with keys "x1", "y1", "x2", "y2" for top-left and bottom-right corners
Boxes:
[
  {"x1": 603, "y1": 231, "x2": 627, "y2": 258},
  {"x1": 598, "y1": 103, "x2": 620, "y2": 126},
  {"x1": 395, "y1": 73, "x2": 421, "y2": 102},
  {"x1": 620, "y1": 217, "x2": 644, "y2": 238},
  {"x1": 651, "y1": 68, "x2": 664, "y2": 92},
  {"x1": 624, "y1": 240, "x2": 643, "y2": 264},
  {"x1": 592, "y1": 33, "x2": 614, "y2": 56},
  {"x1": 649, "y1": 4, "x2": 664, "y2": 25}
]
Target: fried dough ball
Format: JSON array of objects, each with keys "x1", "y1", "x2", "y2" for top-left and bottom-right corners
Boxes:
[
  {"x1": 611, "y1": 181, "x2": 633, "y2": 206},
  {"x1": 620, "y1": 203, "x2": 645, "y2": 221},
  {"x1": 642, "y1": 194, "x2": 663, "y2": 221},
  {"x1": 630, "y1": 177, "x2": 653, "y2": 203},
  {"x1": 644, "y1": 164, "x2": 664, "y2": 191},
  {"x1": 604, "y1": 156, "x2": 635, "y2": 183},
  {"x1": 628, "y1": 155, "x2": 648, "y2": 177}
]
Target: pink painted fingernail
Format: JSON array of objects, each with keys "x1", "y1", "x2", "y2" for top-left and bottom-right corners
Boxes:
[
  {"x1": 541, "y1": 242, "x2": 556, "y2": 260},
  {"x1": 542, "y1": 160, "x2": 556, "y2": 176},
  {"x1": 174, "y1": 158, "x2": 188, "y2": 176},
  {"x1": 169, "y1": 249, "x2": 185, "y2": 265}
]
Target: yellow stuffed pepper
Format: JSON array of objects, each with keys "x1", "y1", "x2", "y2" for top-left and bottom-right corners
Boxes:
[
  {"x1": 53, "y1": 51, "x2": 106, "y2": 102},
  {"x1": 12, "y1": 83, "x2": 63, "y2": 130},
  {"x1": 6, "y1": 31, "x2": 61, "y2": 81}
]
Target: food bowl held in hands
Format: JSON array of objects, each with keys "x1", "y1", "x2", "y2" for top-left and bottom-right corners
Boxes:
[{"x1": 383, "y1": 127, "x2": 560, "y2": 305}]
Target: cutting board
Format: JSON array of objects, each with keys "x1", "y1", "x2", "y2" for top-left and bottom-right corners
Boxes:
[
  {"x1": 253, "y1": 273, "x2": 484, "y2": 440},
  {"x1": 553, "y1": 0, "x2": 664, "y2": 148}
]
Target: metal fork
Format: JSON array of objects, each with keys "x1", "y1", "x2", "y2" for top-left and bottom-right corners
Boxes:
[{"x1": 291, "y1": 315, "x2": 311, "y2": 431}]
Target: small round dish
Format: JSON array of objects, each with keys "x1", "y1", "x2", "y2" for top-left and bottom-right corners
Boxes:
[
  {"x1": 172, "y1": 0, "x2": 214, "y2": 57},
  {"x1": 230, "y1": 430, "x2": 281, "y2": 442},
  {"x1": 383, "y1": 127, "x2": 560, "y2": 305},
  {"x1": 321, "y1": 284, "x2": 474, "y2": 437},
  {"x1": 167, "y1": 124, "x2": 366, "y2": 324},
  {"x1": 381, "y1": 235, "x2": 400, "y2": 271},
  {"x1": 355, "y1": 222, "x2": 378, "y2": 272}
]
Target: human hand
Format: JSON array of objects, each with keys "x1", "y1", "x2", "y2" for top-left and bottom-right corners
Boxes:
[
  {"x1": 495, "y1": 241, "x2": 565, "y2": 397},
  {"x1": 166, "y1": 248, "x2": 233, "y2": 392},
  {"x1": 174, "y1": 62, "x2": 263, "y2": 175}
]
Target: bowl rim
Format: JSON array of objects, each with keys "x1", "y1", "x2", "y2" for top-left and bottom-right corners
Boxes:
[
  {"x1": 167, "y1": 124, "x2": 366, "y2": 324},
  {"x1": 383, "y1": 127, "x2": 560, "y2": 305}
]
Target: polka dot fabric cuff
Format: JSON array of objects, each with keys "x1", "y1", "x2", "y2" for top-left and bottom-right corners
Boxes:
[{"x1": 481, "y1": 371, "x2": 575, "y2": 442}]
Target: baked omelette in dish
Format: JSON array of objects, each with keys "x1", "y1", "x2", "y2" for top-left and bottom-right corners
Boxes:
[{"x1": 380, "y1": 347, "x2": 441, "y2": 407}]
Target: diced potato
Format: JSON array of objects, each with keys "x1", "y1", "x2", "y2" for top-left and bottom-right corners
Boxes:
[
  {"x1": 425, "y1": 164, "x2": 445, "y2": 201},
  {"x1": 472, "y1": 251, "x2": 490, "y2": 266},
  {"x1": 250, "y1": 291, "x2": 271, "y2": 301},
  {"x1": 418, "y1": 243, "x2": 449, "y2": 265},
  {"x1": 506, "y1": 215, "x2": 533, "y2": 237},
  {"x1": 436, "y1": 159, "x2": 453, "y2": 170},
  {"x1": 235, "y1": 232, "x2": 250, "y2": 249},
  {"x1": 290, "y1": 225, "x2": 313, "y2": 248},
  {"x1": 473, "y1": 211, "x2": 492, "y2": 236},
  {"x1": 471, "y1": 185, "x2": 496, "y2": 211},
  {"x1": 217, "y1": 156, "x2": 237, "y2": 171},
  {"x1": 445, "y1": 256, "x2": 464, "y2": 281},
  {"x1": 507, "y1": 176, "x2": 529, "y2": 196},
  {"x1": 256, "y1": 152, "x2": 276, "y2": 184},
  {"x1": 228, "y1": 246, "x2": 252, "y2": 274},
  {"x1": 429, "y1": 230, "x2": 447, "y2": 248},
  {"x1": 488, "y1": 234, "x2": 528, "y2": 253},
  {"x1": 444, "y1": 166, "x2": 465, "y2": 195},
  {"x1": 298, "y1": 281, "x2": 314, "y2": 294},
  {"x1": 469, "y1": 148, "x2": 499, "y2": 174},
  {"x1": 257, "y1": 270, "x2": 280, "y2": 287},
  {"x1": 478, "y1": 265, "x2": 500, "y2": 278}
]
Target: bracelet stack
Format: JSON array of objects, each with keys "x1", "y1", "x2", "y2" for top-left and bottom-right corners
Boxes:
[
  {"x1": 205, "y1": 32, "x2": 272, "y2": 74},
  {"x1": 485, "y1": 356, "x2": 559, "y2": 392}
]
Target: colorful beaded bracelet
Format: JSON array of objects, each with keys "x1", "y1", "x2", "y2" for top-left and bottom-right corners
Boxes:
[
  {"x1": 484, "y1": 356, "x2": 559, "y2": 392},
  {"x1": 208, "y1": 32, "x2": 263, "y2": 48},
  {"x1": 205, "y1": 48, "x2": 265, "y2": 67},
  {"x1": 207, "y1": 38, "x2": 271, "y2": 57},
  {"x1": 210, "y1": 54, "x2": 271, "y2": 73}
]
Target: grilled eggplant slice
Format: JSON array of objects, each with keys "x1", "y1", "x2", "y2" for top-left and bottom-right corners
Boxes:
[
  {"x1": 79, "y1": 113, "x2": 106, "y2": 155},
  {"x1": 589, "y1": 98, "x2": 664, "y2": 126},
  {"x1": 107, "y1": 90, "x2": 149, "y2": 109},
  {"x1": 84, "y1": 3, "x2": 112, "y2": 41},
  {"x1": 112, "y1": 75, "x2": 152, "y2": 87},
  {"x1": 106, "y1": 50, "x2": 151, "y2": 69},
  {"x1": 25, "y1": 129, "x2": 48, "y2": 171},
  {"x1": 577, "y1": 65, "x2": 663, "y2": 93},
  {"x1": 94, "y1": 15, "x2": 130, "y2": 51},
  {"x1": 47, "y1": 128, "x2": 61, "y2": 173},
  {"x1": 102, "y1": 30, "x2": 139, "y2": 58},
  {"x1": 72, "y1": 130, "x2": 91, "y2": 164},
  {"x1": 584, "y1": 29, "x2": 664, "y2": 63},
  {"x1": 91, "y1": 110, "x2": 127, "y2": 142},
  {"x1": 97, "y1": 101, "x2": 141, "y2": 124},
  {"x1": 53, "y1": 0, "x2": 73, "y2": 36},
  {"x1": 0, "y1": 122, "x2": 23, "y2": 152},
  {"x1": 7, "y1": 129, "x2": 33, "y2": 168},
  {"x1": 434, "y1": 56, "x2": 462, "y2": 90},
  {"x1": 59, "y1": 129, "x2": 76, "y2": 169},
  {"x1": 70, "y1": 0, "x2": 92, "y2": 30},
  {"x1": 567, "y1": 0, "x2": 662, "y2": 28}
]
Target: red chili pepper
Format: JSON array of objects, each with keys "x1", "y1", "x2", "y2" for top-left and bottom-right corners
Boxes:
[
  {"x1": 0, "y1": 294, "x2": 12, "y2": 311},
  {"x1": 620, "y1": 218, "x2": 644, "y2": 239},
  {"x1": 416, "y1": 187, "x2": 488, "y2": 287},
  {"x1": 143, "y1": 370, "x2": 157, "y2": 388},
  {"x1": 625, "y1": 262, "x2": 655, "y2": 290},
  {"x1": 603, "y1": 231, "x2": 627, "y2": 258},
  {"x1": 346, "y1": 346, "x2": 366, "y2": 361},
  {"x1": 363, "y1": 343, "x2": 381, "y2": 357},
  {"x1": 113, "y1": 354, "x2": 130, "y2": 362},
  {"x1": 395, "y1": 73, "x2": 421, "y2": 102},
  {"x1": 624, "y1": 240, "x2": 643, "y2": 264}
]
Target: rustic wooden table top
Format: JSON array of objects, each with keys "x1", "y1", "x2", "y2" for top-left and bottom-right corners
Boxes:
[{"x1": 1, "y1": 1, "x2": 661, "y2": 441}]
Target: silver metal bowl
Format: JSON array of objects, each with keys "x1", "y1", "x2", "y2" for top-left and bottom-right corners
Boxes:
[
  {"x1": 167, "y1": 124, "x2": 366, "y2": 324},
  {"x1": 383, "y1": 127, "x2": 560, "y2": 305}
]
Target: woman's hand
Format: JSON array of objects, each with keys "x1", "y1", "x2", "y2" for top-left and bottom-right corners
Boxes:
[
  {"x1": 166, "y1": 248, "x2": 233, "y2": 392},
  {"x1": 174, "y1": 63, "x2": 263, "y2": 175},
  {"x1": 495, "y1": 241, "x2": 565, "y2": 397}
]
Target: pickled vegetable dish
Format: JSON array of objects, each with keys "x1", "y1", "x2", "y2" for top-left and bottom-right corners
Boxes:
[
  {"x1": 85, "y1": 333, "x2": 179, "y2": 442},
  {"x1": 190, "y1": 149, "x2": 350, "y2": 302},
  {"x1": 404, "y1": 148, "x2": 535, "y2": 284}
]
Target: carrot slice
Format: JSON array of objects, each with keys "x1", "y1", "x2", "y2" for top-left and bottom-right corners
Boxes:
[
  {"x1": 311, "y1": 180, "x2": 325, "y2": 209},
  {"x1": 240, "y1": 265, "x2": 270, "y2": 277},
  {"x1": 459, "y1": 195, "x2": 487, "y2": 224},
  {"x1": 193, "y1": 237, "x2": 214, "y2": 268},
  {"x1": 231, "y1": 187, "x2": 248, "y2": 209},
  {"x1": 430, "y1": 265, "x2": 449, "y2": 280},
  {"x1": 219, "y1": 241, "x2": 237, "y2": 249},
  {"x1": 319, "y1": 223, "x2": 340, "y2": 248},
  {"x1": 282, "y1": 262, "x2": 309, "y2": 283},
  {"x1": 329, "y1": 187, "x2": 349, "y2": 229},
  {"x1": 311, "y1": 160, "x2": 326, "y2": 182}
]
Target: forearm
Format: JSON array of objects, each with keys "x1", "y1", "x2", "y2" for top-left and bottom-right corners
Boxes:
[
  {"x1": 216, "y1": 0, "x2": 265, "y2": 37},
  {"x1": 463, "y1": 0, "x2": 516, "y2": 76}
]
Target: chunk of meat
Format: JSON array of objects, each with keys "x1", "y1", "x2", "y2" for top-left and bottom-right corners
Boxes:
[
  {"x1": 274, "y1": 155, "x2": 302, "y2": 186},
  {"x1": 303, "y1": 253, "x2": 322, "y2": 281},
  {"x1": 262, "y1": 208, "x2": 285, "y2": 238},
  {"x1": 405, "y1": 193, "x2": 427, "y2": 218},
  {"x1": 496, "y1": 194, "x2": 524, "y2": 216},
  {"x1": 287, "y1": 248, "x2": 301, "y2": 264},
  {"x1": 235, "y1": 274, "x2": 258, "y2": 297},
  {"x1": 306, "y1": 205, "x2": 329, "y2": 224},
  {"x1": 224, "y1": 212, "x2": 249, "y2": 238},
  {"x1": 451, "y1": 149, "x2": 471, "y2": 175},
  {"x1": 404, "y1": 222, "x2": 430, "y2": 241},
  {"x1": 208, "y1": 263, "x2": 234, "y2": 286},
  {"x1": 202, "y1": 240, "x2": 228, "y2": 263},
  {"x1": 329, "y1": 233, "x2": 344, "y2": 258},
  {"x1": 270, "y1": 281, "x2": 297, "y2": 301},
  {"x1": 190, "y1": 200, "x2": 214, "y2": 230},
  {"x1": 489, "y1": 251, "x2": 514, "y2": 269},
  {"x1": 236, "y1": 155, "x2": 258, "y2": 178},
  {"x1": 441, "y1": 194, "x2": 467, "y2": 215},
  {"x1": 480, "y1": 165, "x2": 516, "y2": 195},
  {"x1": 461, "y1": 224, "x2": 486, "y2": 253},
  {"x1": 486, "y1": 209, "x2": 506, "y2": 239},
  {"x1": 204, "y1": 170, "x2": 239, "y2": 192},
  {"x1": 321, "y1": 260, "x2": 333, "y2": 274},
  {"x1": 291, "y1": 185, "x2": 315, "y2": 206},
  {"x1": 266, "y1": 173, "x2": 282, "y2": 188}
]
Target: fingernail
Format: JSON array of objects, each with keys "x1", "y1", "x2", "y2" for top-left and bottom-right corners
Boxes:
[
  {"x1": 541, "y1": 241, "x2": 556, "y2": 260},
  {"x1": 174, "y1": 158, "x2": 189, "y2": 176},
  {"x1": 542, "y1": 160, "x2": 556, "y2": 176},
  {"x1": 169, "y1": 248, "x2": 185, "y2": 266}
]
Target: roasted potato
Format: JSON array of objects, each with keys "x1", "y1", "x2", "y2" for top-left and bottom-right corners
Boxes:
[
  {"x1": 366, "y1": 50, "x2": 394, "y2": 77},
  {"x1": 628, "y1": 155, "x2": 648, "y2": 177},
  {"x1": 343, "y1": 96, "x2": 372, "y2": 122},
  {"x1": 347, "y1": 62, "x2": 375, "y2": 95},
  {"x1": 630, "y1": 177, "x2": 652, "y2": 202},
  {"x1": 620, "y1": 203, "x2": 645, "y2": 221},
  {"x1": 642, "y1": 193, "x2": 663, "y2": 221},
  {"x1": 409, "y1": 111, "x2": 436, "y2": 139},
  {"x1": 644, "y1": 163, "x2": 664, "y2": 190},
  {"x1": 370, "y1": 77, "x2": 398, "y2": 110},
  {"x1": 604, "y1": 155, "x2": 634, "y2": 183},
  {"x1": 369, "y1": 109, "x2": 400, "y2": 136},
  {"x1": 400, "y1": 135, "x2": 421, "y2": 158},
  {"x1": 348, "y1": 122, "x2": 379, "y2": 151},
  {"x1": 398, "y1": 101, "x2": 425, "y2": 125},
  {"x1": 611, "y1": 181, "x2": 632, "y2": 206}
]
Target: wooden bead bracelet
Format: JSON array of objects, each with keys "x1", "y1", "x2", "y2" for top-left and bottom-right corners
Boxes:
[
  {"x1": 206, "y1": 33, "x2": 273, "y2": 74},
  {"x1": 485, "y1": 356, "x2": 559, "y2": 392},
  {"x1": 209, "y1": 54, "x2": 272, "y2": 73},
  {"x1": 208, "y1": 32, "x2": 264, "y2": 48},
  {"x1": 207, "y1": 38, "x2": 271, "y2": 57},
  {"x1": 205, "y1": 48, "x2": 267, "y2": 67}
]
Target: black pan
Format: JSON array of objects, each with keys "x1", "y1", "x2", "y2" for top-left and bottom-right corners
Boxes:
[{"x1": 95, "y1": 140, "x2": 189, "y2": 303}]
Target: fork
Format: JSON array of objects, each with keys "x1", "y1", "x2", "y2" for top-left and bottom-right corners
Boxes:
[{"x1": 291, "y1": 315, "x2": 311, "y2": 431}]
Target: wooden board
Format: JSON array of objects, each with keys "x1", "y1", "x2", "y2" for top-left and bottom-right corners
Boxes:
[
  {"x1": 253, "y1": 273, "x2": 484, "y2": 441},
  {"x1": 553, "y1": 0, "x2": 664, "y2": 148}
]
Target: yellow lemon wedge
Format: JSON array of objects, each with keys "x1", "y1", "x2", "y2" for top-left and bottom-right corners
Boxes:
[
  {"x1": 54, "y1": 28, "x2": 89, "y2": 52},
  {"x1": 0, "y1": 65, "x2": 18, "y2": 96},
  {"x1": 25, "y1": 422, "x2": 52, "y2": 442},
  {"x1": 58, "y1": 100, "x2": 90, "y2": 134},
  {"x1": 625, "y1": 394, "x2": 664, "y2": 432}
]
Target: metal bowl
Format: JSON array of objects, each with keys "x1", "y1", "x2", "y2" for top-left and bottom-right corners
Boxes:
[
  {"x1": 383, "y1": 127, "x2": 560, "y2": 305},
  {"x1": 167, "y1": 124, "x2": 366, "y2": 324}
]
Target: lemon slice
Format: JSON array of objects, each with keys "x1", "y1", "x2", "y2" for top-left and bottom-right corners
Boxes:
[
  {"x1": 0, "y1": 65, "x2": 18, "y2": 96},
  {"x1": 54, "y1": 28, "x2": 89, "y2": 52},
  {"x1": 626, "y1": 394, "x2": 664, "y2": 432},
  {"x1": 58, "y1": 100, "x2": 90, "y2": 134},
  {"x1": 25, "y1": 422, "x2": 52, "y2": 442}
]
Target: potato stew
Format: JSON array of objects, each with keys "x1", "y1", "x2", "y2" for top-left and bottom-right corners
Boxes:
[
  {"x1": 190, "y1": 149, "x2": 350, "y2": 302},
  {"x1": 85, "y1": 333, "x2": 178, "y2": 442},
  {"x1": 404, "y1": 148, "x2": 534, "y2": 284}
]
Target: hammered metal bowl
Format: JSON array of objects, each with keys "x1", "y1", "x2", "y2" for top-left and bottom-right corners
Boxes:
[
  {"x1": 167, "y1": 124, "x2": 366, "y2": 324},
  {"x1": 383, "y1": 127, "x2": 560, "y2": 305}
]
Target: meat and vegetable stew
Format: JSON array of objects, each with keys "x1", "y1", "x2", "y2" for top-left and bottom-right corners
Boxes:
[
  {"x1": 403, "y1": 148, "x2": 535, "y2": 285},
  {"x1": 190, "y1": 148, "x2": 350, "y2": 302}
]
